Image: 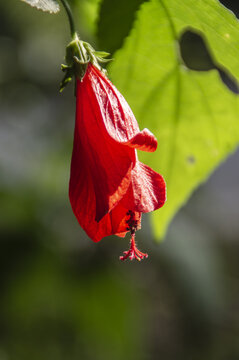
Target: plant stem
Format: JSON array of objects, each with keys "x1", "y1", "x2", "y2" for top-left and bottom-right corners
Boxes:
[{"x1": 59, "y1": 0, "x2": 77, "y2": 38}]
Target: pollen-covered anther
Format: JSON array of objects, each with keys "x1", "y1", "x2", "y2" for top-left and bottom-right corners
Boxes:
[{"x1": 119, "y1": 234, "x2": 148, "y2": 261}]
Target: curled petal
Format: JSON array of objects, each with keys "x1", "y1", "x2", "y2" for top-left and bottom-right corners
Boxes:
[
  {"x1": 121, "y1": 161, "x2": 166, "y2": 213},
  {"x1": 123, "y1": 128, "x2": 158, "y2": 152}
]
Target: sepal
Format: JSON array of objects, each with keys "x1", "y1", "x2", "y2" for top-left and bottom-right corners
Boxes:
[
  {"x1": 60, "y1": 64, "x2": 74, "y2": 92},
  {"x1": 60, "y1": 35, "x2": 111, "y2": 91},
  {"x1": 94, "y1": 51, "x2": 111, "y2": 58}
]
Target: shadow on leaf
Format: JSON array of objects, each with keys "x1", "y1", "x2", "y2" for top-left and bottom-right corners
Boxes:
[{"x1": 179, "y1": 29, "x2": 239, "y2": 94}]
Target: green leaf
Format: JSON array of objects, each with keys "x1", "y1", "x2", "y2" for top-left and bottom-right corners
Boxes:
[
  {"x1": 109, "y1": 0, "x2": 239, "y2": 240},
  {"x1": 20, "y1": 0, "x2": 60, "y2": 13},
  {"x1": 97, "y1": 0, "x2": 148, "y2": 54}
]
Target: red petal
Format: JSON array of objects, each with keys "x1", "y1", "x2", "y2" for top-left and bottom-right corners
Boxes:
[
  {"x1": 121, "y1": 161, "x2": 166, "y2": 213},
  {"x1": 71, "y1": 73, "x2": 136, "y2": 222},
  {"x1": 70, "y1": 164, "x2": 141, "y2": 242},
  {"x1": 88, "y1": 65, "x2": 141, "y2": 142},
  {"x1": 122, "y1": 128, "x2": 158, "y2": 152},
  {"x1": 88, "y1": 66, "x2": 158, "y2": 152}
]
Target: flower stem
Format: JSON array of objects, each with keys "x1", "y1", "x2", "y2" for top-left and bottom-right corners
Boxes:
[{"x1": 60, "y1": 0, "x2": 77, "y2": 39}]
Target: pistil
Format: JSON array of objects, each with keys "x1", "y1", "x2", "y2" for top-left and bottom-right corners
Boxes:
[{"x1": 120, "y1": 211, "x2": 148, "y2": 261}]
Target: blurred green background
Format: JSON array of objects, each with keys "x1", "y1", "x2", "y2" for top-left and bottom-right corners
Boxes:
[{"x1": 0, "y1": 0, "x2": 239, "y2": 359}]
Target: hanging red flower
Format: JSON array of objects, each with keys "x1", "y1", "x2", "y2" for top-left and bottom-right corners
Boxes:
[{"x1": 69, "y1": 63, "x2": 166, "y2": 261}]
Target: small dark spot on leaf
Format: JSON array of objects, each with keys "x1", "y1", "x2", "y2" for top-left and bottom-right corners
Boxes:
[
  {"x1": 179, "y1": 28, "x2": 239, "y2": 95},
  {"x1": 187, "y1": 155, "x2": 196, "y2": 165}
]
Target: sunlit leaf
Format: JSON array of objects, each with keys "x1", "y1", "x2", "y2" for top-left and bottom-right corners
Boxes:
[
  {"x1": 20, "y1": 0, "x2": 60, "y2": 13},
  {"x1": 109, "y1": 0, "x2": 239, "y2": 240}
]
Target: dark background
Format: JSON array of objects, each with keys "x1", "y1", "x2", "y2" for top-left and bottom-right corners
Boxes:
[{"x1": 0, "y1": 0, "x2": 239, "y2": 359}]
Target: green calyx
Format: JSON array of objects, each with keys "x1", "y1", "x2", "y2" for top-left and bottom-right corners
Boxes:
[{"x1": 60, "y1": 34, "x2": 111, "y2": 92}]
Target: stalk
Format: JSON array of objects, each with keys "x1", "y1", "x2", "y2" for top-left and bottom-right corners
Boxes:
[{"x1": 59, "y1": 0, "x2": 77, "y2": 38}]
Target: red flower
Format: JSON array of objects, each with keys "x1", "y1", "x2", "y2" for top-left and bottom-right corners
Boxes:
[{"x1": 69, "y1": 63, "x2": 166, "y2": 260}]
